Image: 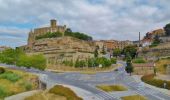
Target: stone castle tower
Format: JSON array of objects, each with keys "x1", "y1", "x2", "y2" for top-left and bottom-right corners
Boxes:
[{"x1": 28, "y1": 19, "x2": 67, "y2": 48}]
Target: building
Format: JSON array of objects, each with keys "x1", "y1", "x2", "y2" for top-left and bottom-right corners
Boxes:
[
  {"x1": 141, "y1": 38, "x2": 152, "y2": 47},
  {"x1": 28, "y1": 19, "x2": 67, "y2": 48},
  {"x1": 95, "y1": 40, "x2": 133, "y2": 52},
  {"x1": 19, "y1": 19, "x2": 96, "y2": 67},
  {"x1": 141, "y1": 29, "x2": 165, "y2": 47}
]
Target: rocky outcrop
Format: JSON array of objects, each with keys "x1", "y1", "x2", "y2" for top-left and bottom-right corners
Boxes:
[{"x1": 26, "y1": 36, "x2": 95, "y2": 67}]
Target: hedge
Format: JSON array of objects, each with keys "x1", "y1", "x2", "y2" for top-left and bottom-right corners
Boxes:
[{"x1": 141, "y1": 74, "x2": 170, "y2": 90}]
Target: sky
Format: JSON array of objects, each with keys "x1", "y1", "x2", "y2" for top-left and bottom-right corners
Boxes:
[{"x1": 0, "y1": 0, "x2": 170, "y2": 47}]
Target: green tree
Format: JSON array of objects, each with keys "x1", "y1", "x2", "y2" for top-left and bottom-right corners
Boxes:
[
  {"x1": 164, "y1": 23, "x2": 170, "y2": 36},
  {"x1": 94, "y1": 47, "x2": 98, "y2": 58},
  {"x1": 0, "y1": 48, "x2": 20, "y2": 64},
  {"x1": 65, "y1": 28, "x2": 72, "y2": 33},
  {"x1": 101, "y1": 45, "x2": 106, "y2": 54},
  {"x1": 113, "y1": 48, "x2": 121, "y2": 57},
  {"x1": 125, "y1": 54, "x2": 133, "y2": 75},
  {"x1": 110, "y1": 57, "x2": 117, "y2": 64},
  {"x1": 123, "y1": 45, "x2": 137, "y2": 59}
]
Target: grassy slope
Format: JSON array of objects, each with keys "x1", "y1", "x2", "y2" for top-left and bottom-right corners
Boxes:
[
  {"x1": 156, "y1": 59, "x2": 170, "y2": 74},
  {"x1": 0, "y1": 67, "x2": 38, "y2": 98},
  {"x1": 121, "y1": 95, "x2": 147, "y2": 100},
  {"x1": 96, "y1": 84, "x2": 128, "y2": 92},
  {"x1": 25, "y1": 85, "x2": 82, "y2": 100}
]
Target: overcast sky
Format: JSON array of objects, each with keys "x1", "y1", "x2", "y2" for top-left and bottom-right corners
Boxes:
[{"x1": 0, "y1": 0, "x2": 170, "y2": 47}]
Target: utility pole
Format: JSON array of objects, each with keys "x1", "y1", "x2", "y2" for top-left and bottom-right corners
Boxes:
[{"x1": 139, "y1": 32, "x2": 141, "y2": 47}]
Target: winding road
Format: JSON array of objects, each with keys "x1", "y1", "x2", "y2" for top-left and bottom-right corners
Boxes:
[{"x1": 1, "y1": 61, "x2": 170, "y2": 100}]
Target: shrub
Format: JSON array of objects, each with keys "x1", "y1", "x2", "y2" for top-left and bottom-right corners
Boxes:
[
  {"x1": 36, "y1": 32, "x2": 63, "y2": 40},
  {"x1": 132, "y1": 57, "x2": 146, "y2": 63},
  {"x1": 25, "y1": 83, "x2": 32, "y2": 91},
  {"x1": 0, "y1": 67, "x2": 5, "y2": 74},
  {"x1": 62, "y1": 60, "x2": 74, "y2": 67},
  {"x1": 49, "y1": 85, "x2": 82, "y2": 100},
  {"x1": 141, "y1": 74, "x2": 170, "y2": 90},
  {"x1": 0, "y1": 49, "x2": 46, "y2": 70},
  {"x1": 74, "y1": 59, "x2": 86, "y2": 68},
  {"x1": 16, "y1": 54, "x2": 46, "y2": 70},
  {"x1": 96, "y1": 84, "x2": 128, "y2": 92},
  {"x1": 0, "y1": 86, "x2": 8, "y2": 98},
  {"x1": 110, "y1": 57, "x2": 117, "y2": 64},
  {"x1": 95, "y1": 57, "x2": 112, "y2": 67},
  {"x1": 0, "y1": 71, "x2": 21, "y2": 82}
]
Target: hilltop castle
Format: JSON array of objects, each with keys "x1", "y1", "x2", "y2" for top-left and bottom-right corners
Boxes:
[
  {"x1": 28, "y1": 19, "x2": 67, "y2": 48},
  {"x1": 19, "y1": 19, "x2": 95, "y2": 68}
]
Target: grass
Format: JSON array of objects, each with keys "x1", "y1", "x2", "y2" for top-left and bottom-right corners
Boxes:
[
  {"x1": 48, "y1": 63, "x2": 121, "y2": 74},
  {"x1": 96, "y1": 84, "x2": 128, "y2": 92},
  {"x1": 49, "y1": 85, "x2": 82, "y2": 100},
  {"x1": 25, "y1": 91, "x2": 67, "y2": 100},
  {"x1": 25, "y1": 85, "x2": 82, "y2": 100},
  {"x1": 0, "y1": 86, "x2": 8, "y2": 98},
  {"x1": 0, "y1": 67, "x2": 38, "y2": 99},
  {"x1": 0, "y1": 71, "x2": 21, "y2": 82},
  {"x1": 141, "y1": 74, "x2": 170, "y2": 90},
  {"x1": 132, "y1": 57, "x2": 146, "y2": 64},
  {"x1": 80, "y1": 71, "x2": 96, "y2": 75},
  {"x1": 121, "y1": 95, "x2": 147, "y2": 100},
  {"x1": 156, "y1": 58, "x2": 170, "y2": 74}
]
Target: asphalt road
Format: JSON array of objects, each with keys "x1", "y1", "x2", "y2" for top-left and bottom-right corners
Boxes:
[{"x1": 1, "y1": 61, "x2": 170, "y2": 100}]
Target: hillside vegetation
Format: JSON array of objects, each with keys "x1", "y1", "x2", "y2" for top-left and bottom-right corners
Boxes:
[
  {"x1": 0, "y1": 67, "x2": 38, "y2": 99},
  {"x1": 156, "y1": 58, "x2": 170, "y2": 74},
  {"x1": 0, "y1": 48, "x2": 46, "y2": 70},
  {"x1": 25, "y1": 85, "x2": 82, "y2": 100},
  {"x1": 36, "y1": 28, "x2": 93, "y2": 41}
]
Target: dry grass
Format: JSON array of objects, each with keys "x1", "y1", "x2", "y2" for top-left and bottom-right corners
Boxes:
[
  {"x1": 49, "y1": 85, "x2": 82, "y2": 100},
  {"x1": 25, "y1": 91, "x2": 66, "y2": 100},
  {"x1": 47, "y1": 63, "x2": 120, "y2": 74},
  {"x1": 133, "y1": 67, "x2": 154, "y2": 75},
  {"x1": 0, "y1": 67, "x2": 38, "y2": 98},
  {"x1": 25, "y1": 85, "x2": 82, "y2": 100},
  {"x1": 121, "y1": 95, "x2": 147, "y2": 100},
  {"x1": 96, "y1": 84, "x2": 128, "y2": 92},
  {"x1": 80, "y1": 71, "x2": 97, "y2": 75},
  {"x1": 156, "y1": 59, "x2": 170, "y2": 74}
]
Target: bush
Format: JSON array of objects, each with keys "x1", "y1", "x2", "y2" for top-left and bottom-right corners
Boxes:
[
  {"x1": 0, "y1": 71, "x2": 21, "y2": 82},
  {"x1": 141, "y1": 74, "x2": 170, "y2": 90},
  {"x1": 62, "y1": 60, "x2": 74, "y2": 67},
  {"x1": 0, "y1": 49, "x2": 46, "y2": 70},
  {"x1": 95, "y1": 57, "x2": 112, "y2": 67},
  {"x1": 110, "y1": 57, "x2": 117, "y2": 64},
  {"x1": 49, "y1": 85, "x2": 82, "y2": 100},
  {"x1": 65, "y1": 31, "x2": 93, "y2": 41},
  {"x1": 16, "y1": 54, "x2": 46, "y2": 70},
  {"x1": 0, "y1": 86, "x2": 8, "y2": 98},
  {"x1": 25, "y1": 83, "x2": 32, "y2": 91},
  {"x1": 74, "y1": 59, "x2": 86, "y2": 68},
  {"x1": 0, "y1": 67, "x2": 5, "y2": 74},
  {"x1": 132, "y1": 57, "x2": 146, "y2": 63},
  {"x1": 74, "y1": 57, "x2": 113, "y2": 68},
  {"x1": 35, "y1": 30, "x2": 93, "y2": 41},
  {"x1": 96, "y1": 85, "x2": 128, "y2": 92},
  {"x1": 36, "y1": 32, "x2": 63, "y2": 40}
]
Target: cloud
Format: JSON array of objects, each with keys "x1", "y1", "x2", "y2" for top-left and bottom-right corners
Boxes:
[{"x1": 0, "y1": 0, "x2": 170, "y2": 47}]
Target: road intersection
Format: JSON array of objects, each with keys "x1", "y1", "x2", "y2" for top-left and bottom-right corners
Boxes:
[{"x1": 1, "y1": 61, "x2": 170, "y2": 100}]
